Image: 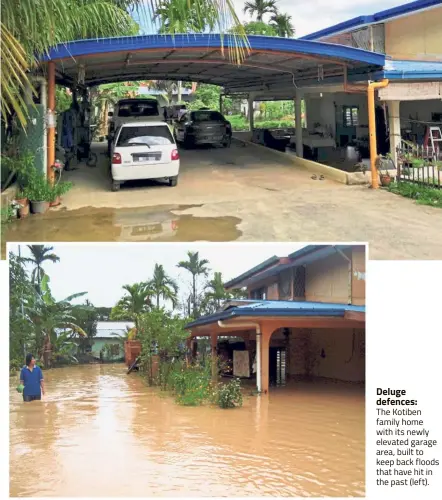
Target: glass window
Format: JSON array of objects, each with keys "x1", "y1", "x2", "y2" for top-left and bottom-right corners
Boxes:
[
  {"x1": 191, "y1": 111, "x2": 225, "y2": 122},
  {"x1": 117, "y1": 125, "x2": 174, "y2": 147},
  {"x1": 343, "y1": 106, "x2": 359, "y2": 127},
  {"x1": 118, "y1": 101, "x2": 159, "y2": 117}
]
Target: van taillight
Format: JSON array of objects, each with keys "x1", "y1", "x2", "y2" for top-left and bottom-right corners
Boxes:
[
  {"x1": 112, "y1": 153, "x2": 122, "y2": 164},
  {"x1": 171, "y1": 149, "x2": 179, "y2": 161}
]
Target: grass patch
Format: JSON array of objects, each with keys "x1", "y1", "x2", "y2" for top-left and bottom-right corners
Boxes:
[
  {"x1": 388, "y1": 181, "x2": 442, "y2": 208},
  {"x1": 228, "y1": 114, "x2": 294, "y2": 132}
]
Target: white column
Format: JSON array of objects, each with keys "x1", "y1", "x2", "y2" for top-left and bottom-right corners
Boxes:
[
  {"x1": 295, "y1": 92, "x2": 303, "y2": 158},
  {"x1": 388, "y1": 100, "x2": 401, "y2": 166},
  {"x1": 256, "y1": 331, "x2": 261, "y2": 393},
  {"x1": 248, "y1": 95, "x2": 255, "y2": 131}
]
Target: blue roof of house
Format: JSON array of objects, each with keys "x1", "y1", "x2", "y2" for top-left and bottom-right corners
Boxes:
[
  {"x1": 379, "y1": 59, "x2": 442, "y2": 80},
  {"x1": 186, "y1": 300, "x2": 365, "y2": 329},
  {"x1": 301, "y1": 0, "x2": 442, "y2": 41}
]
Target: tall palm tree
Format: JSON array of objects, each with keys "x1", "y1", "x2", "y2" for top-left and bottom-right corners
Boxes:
[
  {"x1": 1, "y1": 0, "x2": 247, "y2": 128},
  {"x1": 177, "y1": 251, "x2": 210, "y2": 318},
  {"x1": 203, "y1": 272, "x2": 228, "y2": 312},
  {"x1": 243, "y1": 0, "x2": 279, "y2": 22},
  {"x1": 271, "y1": 12, "x2": 295, "y2": 38},
  {"x1": 110, "y1": 282, "x2": 153, "y2": 326},
  {"x1": 21, "y1": 245, "x2": 60, "y2": 290},
  {"x1": 149, "y1": 263, "x2": 179, "y2": 309}
]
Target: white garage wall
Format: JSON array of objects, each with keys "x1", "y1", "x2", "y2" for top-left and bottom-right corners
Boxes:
[{"x1": 305, "y1": 93, "x2": 369, "y2": 137}]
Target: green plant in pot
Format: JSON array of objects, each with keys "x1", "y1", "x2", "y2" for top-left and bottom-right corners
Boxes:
[
  {"x1": 26, "y1": 170, "x2": 53, "y2": 214},
  {"x1": 49, "y1": 181, "x2": 73, "y2": 207},
  {"x1": 15, "y1": 188, "x2": 30, "y2": 218},
  {"x1": 376, "y1": 155, "x2": 394, "y2": 187}
]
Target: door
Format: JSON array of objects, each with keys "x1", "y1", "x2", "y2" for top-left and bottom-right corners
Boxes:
[{"x1": 269, "y1": 347, "x2": 287, "y2": 386}]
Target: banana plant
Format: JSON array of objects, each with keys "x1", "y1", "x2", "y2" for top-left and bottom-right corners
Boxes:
[{"x1": 33, "y1": 274, "x2": 88, "y2": 366}]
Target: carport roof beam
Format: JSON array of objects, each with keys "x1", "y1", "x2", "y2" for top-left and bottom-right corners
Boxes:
[{"x1": 38, "y1": 34, "x2": 386, "y2": 90}]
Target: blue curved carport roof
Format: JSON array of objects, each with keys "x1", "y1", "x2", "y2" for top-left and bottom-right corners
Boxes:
[
  {"x1": 301, "y1": 0, "x2": 442, "y2": 41},
  {"x1": 39, "y1": 33, "x2": 385, "y2": 92},
  {"x1": 186, "y1": 300, "x2": 365, "y2": 329}
]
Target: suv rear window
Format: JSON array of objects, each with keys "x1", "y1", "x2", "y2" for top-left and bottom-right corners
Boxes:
[
  {"x1": 191, "y1": 111, "x2": 225, "y2": 122},
  {"x1": 118, "y1": 101, "x2": 159, "y2": 117},
  {"x1": 117, "y1": 125, "x2": 174, "y2": 147}
]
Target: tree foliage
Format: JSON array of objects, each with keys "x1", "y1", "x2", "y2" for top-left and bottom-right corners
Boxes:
[
  {"x1": 243, "y1": 0, "x2": 279, "y2": 22},
  {"x1": 9, "y1": 249, "x2": 89, "y2": 370},
  {"x1": 110, "y1": 282, "x2": 153, "y2": 325},
  {"x1": 243, "y1": 21, "x2": 277, "y2": 36},
  {"x1": 1, "y1": 0, "x2": 247, "y2": 128},
  {"x1": 177, "y1": 251, "x2": 210, "y2": 319}
]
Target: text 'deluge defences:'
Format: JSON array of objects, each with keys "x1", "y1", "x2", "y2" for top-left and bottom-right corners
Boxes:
[{"x1": 375, "y1": 388, "x2": 439, "y2": 489}]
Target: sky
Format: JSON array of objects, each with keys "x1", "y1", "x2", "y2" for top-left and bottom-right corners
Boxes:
[
  {"x1": 9, "y1": 243, "x2": 305, "y2": 307},
  {"x1": 236, "y1": 0, "x2": 407, "y2": 37},
  {"x1": 134, "y1": 0, "x2": 408, "y2": 38}
]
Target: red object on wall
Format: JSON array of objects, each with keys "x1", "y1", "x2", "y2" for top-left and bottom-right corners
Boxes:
[{"x1": 124, "y1": 340, "x2": 142, "y2": 367}]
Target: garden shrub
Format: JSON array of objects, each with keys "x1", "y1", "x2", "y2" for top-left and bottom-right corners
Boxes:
[
  {"x1": 213, "y1": 378, "x2": 243, "y2": 409},
  {"x1": 388, "y1": 181, "x2": 442, "y2": 208},
  {"x1": 169, "y1": 360, "x2": 212, "y2": 406}
]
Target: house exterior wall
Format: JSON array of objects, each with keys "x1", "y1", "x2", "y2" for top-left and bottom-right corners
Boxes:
[
  {"x1": 399, "y1": 99, "x2": 442, "y2": 129},
  {"x1": 305, "y1": 247, "x2": 366, "y2": 306},
  {"x1": 248, "y1": 247, "x2": 366, "y2": 306},
  {"x1": 305, "y1": 93, "x2": 369, "y2": 146},
  {"x1": 385, "y1": 8, "x2": 442, "y2": 61},
  {"x1": 288, "y1": 328, "x2": 365, "y2": 382},
  {"x1": 92, "y1": 338, "x2": 123, "y2": 361}
]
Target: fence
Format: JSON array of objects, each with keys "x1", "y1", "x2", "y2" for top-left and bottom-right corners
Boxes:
[{"x1": 396, "y1": 145, "x2": 442, "y2": 189}]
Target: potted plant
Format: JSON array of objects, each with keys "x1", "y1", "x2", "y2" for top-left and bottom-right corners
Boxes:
[
  {"x1": 26, "y1": 170, "x2": 53, "y2": 214},
  {"x1": 15, "y1": 189, "x2": 30, "y2": 218},
  {"x1": 377, "y1": 154, "x2": 394, "y2": 187},
  {"x1": 49, "y1": 181, "x2": 73, "y2": 208}
]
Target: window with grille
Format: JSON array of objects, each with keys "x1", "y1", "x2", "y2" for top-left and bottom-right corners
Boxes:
[
  {"x1": 293, "y1": 266, "x2": 306, "y2": 299},
  {"x1": 343, "y1": 106, "x2": 359, "y2": 127},
  {"x1": 250, "y1": 286, "x2": 267, "y2": 300},
  {"x1": 278, "y1": 271, "x2": 292, "y2": 300}
]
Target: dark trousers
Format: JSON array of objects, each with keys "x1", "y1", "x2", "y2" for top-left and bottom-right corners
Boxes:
[{"x1": 23, "y1": 394, "x2": 41, "y2": 402}]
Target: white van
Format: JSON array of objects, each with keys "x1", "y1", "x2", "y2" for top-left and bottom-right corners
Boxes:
[
  {"x1": 107, "y1": 98, "x2": 163, "y2": 154},
  {"x1": 110, "y1": 121, "x2": 180, "y2": 192}
]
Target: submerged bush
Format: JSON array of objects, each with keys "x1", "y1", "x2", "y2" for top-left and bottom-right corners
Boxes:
[
  {"x1": 169, "y1": 360, "x2": 212, "y2": 406},
  {"x1": 213, "y1": 378, "x2": 243, "y2": 409}
]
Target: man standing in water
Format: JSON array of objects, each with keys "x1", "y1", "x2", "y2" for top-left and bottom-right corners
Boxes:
[{"x1": 20, "y1": 354, "x2": 45, "y2": 402}]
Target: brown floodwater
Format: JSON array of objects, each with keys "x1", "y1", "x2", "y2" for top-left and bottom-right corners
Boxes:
[
  {"x1": 3, "y1": 204, "x2": 241, "y2": 249},
  {"x1": 9, "y1": 365, "x2": 365, "y2": 497}
]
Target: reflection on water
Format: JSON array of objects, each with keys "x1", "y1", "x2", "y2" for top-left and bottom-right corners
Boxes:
[
  {"x1": 4, "y1": 205, "x2": 242, "y2": 247},
  {"x1": 10, "y1": 365, "x2": 364, "y2": 497}
]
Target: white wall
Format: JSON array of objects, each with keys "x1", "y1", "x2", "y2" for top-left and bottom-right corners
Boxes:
[{"x1": 305, "y1": 93, "x2": 369, "y2": 137}]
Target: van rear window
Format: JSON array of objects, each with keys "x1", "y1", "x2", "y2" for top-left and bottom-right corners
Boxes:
[
  {"x1": 118, "y1": 102, "x2": 159, "y2": 117},
  {"x1": 117, "y1": 126, "x2": 174, "y2": 146}
]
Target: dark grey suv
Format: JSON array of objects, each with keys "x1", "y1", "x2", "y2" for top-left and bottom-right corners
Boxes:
[{"x1": 173, "y1": 110, "x2": 232, "y2": 148}]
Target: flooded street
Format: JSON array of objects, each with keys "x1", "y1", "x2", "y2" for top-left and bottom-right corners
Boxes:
[{"x1": 10, "y1": 365, "x2": 364, "y2": 497}]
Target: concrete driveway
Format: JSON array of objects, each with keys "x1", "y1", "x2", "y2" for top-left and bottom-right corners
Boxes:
[{"x1": 5, "y1": 141, "x2": 442, "y2": 259}]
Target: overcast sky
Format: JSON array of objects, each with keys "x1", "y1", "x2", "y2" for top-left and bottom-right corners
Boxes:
[
  {"x1": 9, "y1": 243, "x2": 305, "y2": 307},
  {"x1": 236, "y1": 0, "x2": 406, "y2": 37},
  {"x1": 136, "y1": 0, "x2": 407, "y2": 38}
]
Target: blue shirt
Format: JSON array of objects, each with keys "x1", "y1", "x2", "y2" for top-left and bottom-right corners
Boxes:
[{"x1": 20, "y1": 366, "x2": 43, "y2": 397}]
